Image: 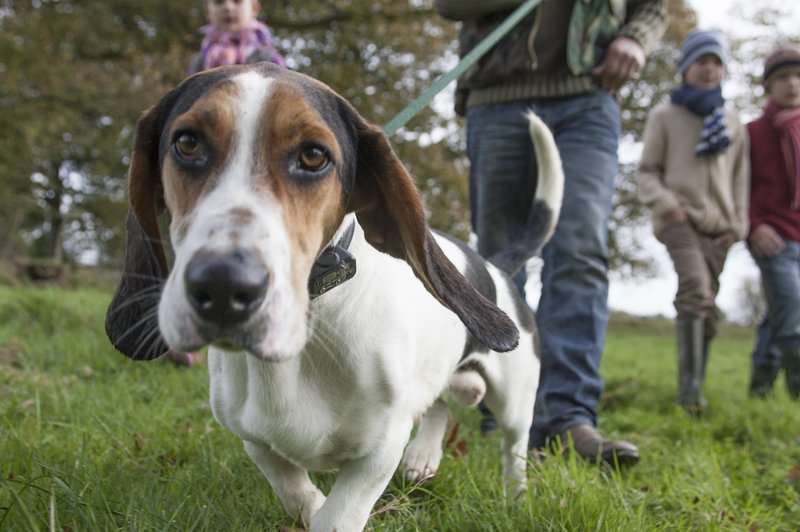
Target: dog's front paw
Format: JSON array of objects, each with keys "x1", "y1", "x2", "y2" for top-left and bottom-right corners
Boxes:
[
  {"x1": 401, "y1": 438, "x2": 443, "y2": 482},
  {"x1": 284, "y1": 487, "x2": 326, "y2": 528}
]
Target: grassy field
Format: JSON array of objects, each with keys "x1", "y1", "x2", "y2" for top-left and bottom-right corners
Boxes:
[{"x1": 1, "y1": 284, "x2": 798, "y2": 531}]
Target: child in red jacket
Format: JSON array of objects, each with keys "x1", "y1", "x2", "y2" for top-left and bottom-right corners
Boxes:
[{"x1": 747, "y1": 43, "x2": 800, "y2": 399}]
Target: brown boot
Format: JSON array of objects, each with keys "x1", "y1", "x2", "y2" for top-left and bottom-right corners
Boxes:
[{"x1": 558, "y1": 424, "x2": 640, "y2": 467}]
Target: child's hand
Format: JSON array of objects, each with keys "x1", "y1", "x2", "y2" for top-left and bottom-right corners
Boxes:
[
  {"x1": 712, "y1": 232, "x2": 736, "y2": 249},
  {"x1": 748, "y1": 224, "x2": 785, "y2": 258},
  {"x1": 661, "y1": 205, "x2": 687, "y2": 226}
]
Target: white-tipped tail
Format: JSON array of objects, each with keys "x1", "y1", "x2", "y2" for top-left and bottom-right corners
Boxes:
[
  {"x1": 526, "y1": 111, "x2": 563, "y2": 244},
  {"x1": 488, "y1": 111, "x2": 564, "y2": 276}
]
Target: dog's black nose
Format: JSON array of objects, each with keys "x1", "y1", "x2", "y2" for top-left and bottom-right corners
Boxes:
[{"x1": 184, "y1": 249, "x2": 268, "y2": 326}]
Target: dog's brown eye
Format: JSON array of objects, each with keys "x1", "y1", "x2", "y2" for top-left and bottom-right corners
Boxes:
[
  {"x1": 175, "y1": 133, "x2": 202, "y2": 160},
  {"x1": 298, "y1": 145, "x2": 329, "y2": 172}
]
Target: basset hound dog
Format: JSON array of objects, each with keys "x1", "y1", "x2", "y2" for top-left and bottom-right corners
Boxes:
[{"x1": 106, "y1": 63, "x2": 563, "y2": 531}]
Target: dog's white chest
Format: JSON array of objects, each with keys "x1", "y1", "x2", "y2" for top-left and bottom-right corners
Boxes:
[{"x1": 207, "y1": 347, "x2": 398, "y2": 471}]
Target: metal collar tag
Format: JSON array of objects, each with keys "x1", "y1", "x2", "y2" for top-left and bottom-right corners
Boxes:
[{"x1": 308, "y1": 222, "x2": 357, "y2": 299}]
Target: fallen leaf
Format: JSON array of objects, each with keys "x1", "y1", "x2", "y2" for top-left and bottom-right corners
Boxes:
[
  {"x1": 444, "y1": 422, "x2": 469, "y2": 457},
  {"x1": 0, "y1": 346, "x2": 22, "y2": 368},
  {"x1": 785, "y1": 464, "x2": 800, "y2": 484},
  {"x1": 444, "y1": 421, "x2": 461, "y2": 449},
  {"x1": 452, "y1": 440, "x2": 469, "y2": 457},
  {"x1": 133, "y1": 432, "x2": 145, "y2": 452}
]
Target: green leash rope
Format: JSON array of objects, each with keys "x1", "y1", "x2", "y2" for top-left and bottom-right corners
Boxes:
[{"x1": 382, "y1": 0, "x2": 541, "y2": 136}]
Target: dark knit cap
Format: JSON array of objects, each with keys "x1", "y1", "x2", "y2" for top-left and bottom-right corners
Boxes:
[
  {"x1": 763, "y1": 43, "x2": 800, "y2": 85},
  {"x1": 678, "y1": 29, "x2": 729, "y2": 75}
]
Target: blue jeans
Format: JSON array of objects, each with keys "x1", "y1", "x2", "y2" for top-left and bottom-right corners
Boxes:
[
  {"x1": 466, "y1": 90, "x2": 620, "y2": 448},
  {"x1": 751, "y1": 240, "x2": 800, "y2": 369}
]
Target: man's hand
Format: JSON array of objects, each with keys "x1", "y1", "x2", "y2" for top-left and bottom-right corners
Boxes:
[
  {"x1": 591, "y1": 36, "x2": 645, "y2": 95},
  {"x1": 748, "y1": 224, "x2": 785, "y2": 258}
]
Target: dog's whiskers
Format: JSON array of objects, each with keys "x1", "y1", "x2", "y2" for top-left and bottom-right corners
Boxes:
[
  {"x1": 106, "y1": 285, "x2": 163, "y2": 316},
  {"x1": 113, "y1": 306, "x2": 161, "y2": 349},
  {"x1": 116, "y1": 271, "x2": 167, "y2": 283},
  {"x1": 134, "y1": 322, "x2": 168, "y2": 360}
]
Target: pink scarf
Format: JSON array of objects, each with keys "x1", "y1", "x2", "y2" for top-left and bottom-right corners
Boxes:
[
  {"x1": 770, "y1": 102, "x2": 800, "y2": 209},
  {"x1": 199, "y1": 21, "x2": 284, "y2": 71}
]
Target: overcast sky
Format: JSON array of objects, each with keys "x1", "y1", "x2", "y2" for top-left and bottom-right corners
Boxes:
[{"x1": 693, "y1": 0, "x2": 800, "y2": 33}]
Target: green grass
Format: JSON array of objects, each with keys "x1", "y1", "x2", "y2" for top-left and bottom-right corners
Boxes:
[{"x1": 1, "y1": 285, "x2": 798, "y2": 530}]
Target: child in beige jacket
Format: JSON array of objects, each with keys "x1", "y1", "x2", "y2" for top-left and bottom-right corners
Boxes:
[{"x1": 637, "y1": 29, "x2": 749, "y2": 414}]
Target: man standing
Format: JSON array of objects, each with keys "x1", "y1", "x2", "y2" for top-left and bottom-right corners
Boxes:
[{"x1": 434, "y1": 0, "x2": 667, "y2": 465}]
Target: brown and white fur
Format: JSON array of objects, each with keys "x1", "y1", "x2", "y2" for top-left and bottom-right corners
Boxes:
[{"x1": 105, "y1": 63, "x2": 563, "y2": 531}]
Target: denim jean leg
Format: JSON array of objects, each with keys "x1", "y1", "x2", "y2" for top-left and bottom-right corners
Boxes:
[
  {"x1": 529, "y1": 91, "x2": 620, "y2": 447},
  {"x1": 755, "y1": 241, "x2": 800, "y2": 358},
  {"x1": 751, "y1": 318, "x2": 781, "y2": 369},
  {"x1": 466, "y1": 103, "x2": 539, "y2": 297}
]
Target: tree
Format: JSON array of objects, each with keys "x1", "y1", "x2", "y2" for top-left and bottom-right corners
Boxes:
[
  {"x1": 6, "y1": 0, "x2": 789, "y2": 273},
  {"x1": 611, "y1": 0, "x2": 698, "y2": 276},
  {"x1": 0, "y1": 0, "x2": 465, "y2": 262},
  {"x1": 0, "y1": 0, "x2": 206, "y2": 262}
]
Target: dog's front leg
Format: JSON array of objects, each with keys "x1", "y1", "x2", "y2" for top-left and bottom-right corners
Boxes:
[
  {"x1": 309, "y1": 417, "x2": 413, "y2": 532},
  {"x1": 401, "y1": 398, "x2": 450, "y2": 482},
  {"x1": 243, "y1": 441, "x2": 326, "y2": 526}
]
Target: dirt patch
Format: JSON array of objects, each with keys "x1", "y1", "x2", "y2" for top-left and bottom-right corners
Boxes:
[{"x1": 0, "y1": 339, "x2": 23, "y2": 368}]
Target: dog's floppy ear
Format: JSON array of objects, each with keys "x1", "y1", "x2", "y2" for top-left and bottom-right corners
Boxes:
[
  {"x1": 105, "y1": 210, "x2": 169, "y2": 360},
  {"x1": 105, "y1": 101, "x2": 173, "y2": 360},
  {"x1": 348, "y1": 120, "x2": 519, "y2": 352}
]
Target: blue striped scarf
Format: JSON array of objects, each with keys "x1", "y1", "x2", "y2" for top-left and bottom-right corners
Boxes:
[{"x1": 670, "y1": 85, "x2": 731, "y2": 156}]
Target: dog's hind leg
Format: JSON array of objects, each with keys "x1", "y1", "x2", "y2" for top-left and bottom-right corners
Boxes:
[
  {"x1": 484, "y1": 376, "x2": 535, "y2": 497},
  {"x1": 479, "y1": 344, "x2": 538, "y2": 496},
  {"x1": 499, "y1": 421, "x2": 531, "y2": 497},
  {"x1": 401, "y1": 398, "x2": 450, "y2": 482},
  {"x1": 243, "y1": 441, "x2": 326, "y2": 526}
]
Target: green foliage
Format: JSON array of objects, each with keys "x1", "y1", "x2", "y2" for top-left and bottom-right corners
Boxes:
[
  {"x1": 1, "y1": 0, "x2": 797, "y2": 276},
  {"x1": 0, "y1": 0, "x2": 203, "y2": 262},
  {"x1": 611, "y1": 0, "x2": 699, "y2": 277},
  {"x1": 1, "y1": 286, "x2": 798, "y2": 530},
  {"x1": 0, "y1": 0, "x2": 464, "y2": 263}
]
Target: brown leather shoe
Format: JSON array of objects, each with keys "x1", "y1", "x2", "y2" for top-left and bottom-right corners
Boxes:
[{"x1": 558, "y1": 424, "x2": 640, "y2": 467}]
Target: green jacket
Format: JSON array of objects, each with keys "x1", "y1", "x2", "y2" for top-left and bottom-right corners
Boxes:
[{"x1": 434, "y1": 0, "x2": 667, "y2": 115}]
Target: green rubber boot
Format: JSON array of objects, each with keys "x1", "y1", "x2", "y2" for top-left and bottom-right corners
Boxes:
[{"x1": 676, "y1": 317, "x2": 707, "y2": 414}]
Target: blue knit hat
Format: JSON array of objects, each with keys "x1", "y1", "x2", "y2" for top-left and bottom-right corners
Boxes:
[{"x1": 678, "y1": 29, "x2": 729, "y2": 75}]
